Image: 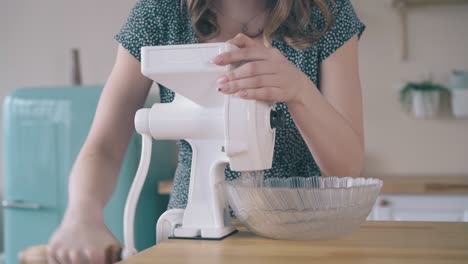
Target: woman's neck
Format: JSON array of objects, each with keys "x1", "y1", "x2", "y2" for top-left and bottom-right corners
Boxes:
[
  {"x1": 212, "y1": 0, "x2": 268, "y2": 41},
  {"x1": 216, "y1": 0, "x2": 268, "y2": 22}
]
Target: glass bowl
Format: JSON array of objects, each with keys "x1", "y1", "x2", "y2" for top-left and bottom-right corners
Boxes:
[{"x1": 222, "y1": 173, "x2": 383, "y2": 240}]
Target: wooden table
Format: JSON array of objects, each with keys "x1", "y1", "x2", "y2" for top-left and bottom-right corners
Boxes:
[{"x1": 120, "y1": 221, "x2": 468, "y2": 264}]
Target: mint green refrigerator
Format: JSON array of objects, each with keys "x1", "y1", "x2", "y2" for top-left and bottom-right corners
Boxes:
[{"x1": 2, "y1": 86, "x2": 176, "y2": 264}]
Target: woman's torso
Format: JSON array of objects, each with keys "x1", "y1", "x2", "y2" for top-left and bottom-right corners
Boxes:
[
  {"x1": 157, "y1": 2, "x2": 322, "y2": 209},
  {"x1": 115, "y1": 0, "x2": 365, "y2": 209}
]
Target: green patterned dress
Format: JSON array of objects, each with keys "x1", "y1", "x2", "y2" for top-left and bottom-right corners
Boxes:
[{"x1": 115, "y1": 0, "x2": 365, "y2": 209}]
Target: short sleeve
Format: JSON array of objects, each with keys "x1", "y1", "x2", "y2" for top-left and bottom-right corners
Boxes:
[
  {"x1": 317, "y1": 0, "x2": 365, "y2": 62},
  {"x1": 114, "y1": 0, "x2": 161, "y2": 61}
]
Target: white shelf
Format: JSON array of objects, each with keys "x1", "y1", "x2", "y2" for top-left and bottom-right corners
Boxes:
[
  {"x1": 393, "y1": 0, "x2": 468, "y2": 60},
  {"x1": 395, "y1": 0, "x2": 468, "y2": 7}
]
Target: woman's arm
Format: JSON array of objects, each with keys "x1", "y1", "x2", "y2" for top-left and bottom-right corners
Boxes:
[
  {"x1": 48, "y1": 44, "x2": 152, "y2": 264},
  {"x1": 287, "y1": 35, "x2": 364, "y2": 176},
  {"x1": 214, "y1": 33, "x2": 364, "y2": 177},
  {"x1": 67, "y1": 44, "x2": 152, "y2": 217}
]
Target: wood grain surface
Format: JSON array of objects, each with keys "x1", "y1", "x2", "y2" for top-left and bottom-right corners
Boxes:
[{"x1": 119, "y1": 221, "x2": 468, "y2": 264}]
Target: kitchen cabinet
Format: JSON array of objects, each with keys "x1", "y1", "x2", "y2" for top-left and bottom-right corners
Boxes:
[{"x1": 368, "y1": 194, "x2": 468, "y2": 222}]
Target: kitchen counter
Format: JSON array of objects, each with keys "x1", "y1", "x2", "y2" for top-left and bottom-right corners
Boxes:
[
  {"x1": 375, "y1": 175, "x2": 468, "y2": 194},
  {"x1": 158, "y1": 175, "x2": 468, "y2": 195},
  {"x1": 120, "y1": 221, "x2": 468, "y2": 264}
]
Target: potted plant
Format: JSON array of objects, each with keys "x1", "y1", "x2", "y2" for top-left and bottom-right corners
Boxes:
[
  {"x1": 400, "y1": 80, "x2": 446, "y2": 118},
  {"x1": 449, "y1": 70, "x2": 468, "y2": 118}
]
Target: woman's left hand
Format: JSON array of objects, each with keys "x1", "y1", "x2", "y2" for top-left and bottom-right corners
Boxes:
[{"x1": 212, "y1": 34, "x2": 312, "y2": 104}]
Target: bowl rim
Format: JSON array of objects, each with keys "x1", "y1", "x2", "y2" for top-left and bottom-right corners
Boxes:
[{"x1": 223, "y1": 176, "x2": 384, "y2": 191}]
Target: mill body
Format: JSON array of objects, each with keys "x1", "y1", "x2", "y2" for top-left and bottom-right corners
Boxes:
[{"x1": 122, "y1": 43, "x2": 280, "y2": 258}]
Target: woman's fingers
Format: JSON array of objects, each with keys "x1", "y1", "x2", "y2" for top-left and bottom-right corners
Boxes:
[
  {"x1": 221, "y1": 61, "x2": 277, "y2": 82},
  {"x1": 212, "y1": 33, "x2": 291, "y2": 102},
  {"x1": 47, "y1": 247, "x2": 106, "y2": 264},
  {"x1": 54, "y1": 249, "x2": 71, "y2": 264},
  {"x1": 47, "y1": 247, "x2": 61, "y2": 264},
  {"x1": 47, "y1": 255, "x2": 60, "y2": 264},
  {"x1": 218, "y1": 74, "x2": 278, "y2": 94},
  {"x1": 217, "y1": 60, "x2": 281, "y2": 95},
  {"x1": 237, "y1": 87, "x2": 283, "y2": 101},
  {"x1": 69, "y1": 250, "x2": 87, "y2": 264},
  {"x1": 84, "y1": 248, "x2": 106, "y2": 264},
  {"x1": 213, "y1": 47, "x2": 271, "y2": 65},
  {"x1": 227, "y1": 33, "x2": 259, "y2": 48}
]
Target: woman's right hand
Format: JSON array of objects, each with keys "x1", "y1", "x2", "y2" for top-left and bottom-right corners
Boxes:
[
  {"x1": 47, "y1": 208, "x2": 121, "y2": 264},
  {"x1": 47, "y1": 45, "x2": 151, "y2": 264}
]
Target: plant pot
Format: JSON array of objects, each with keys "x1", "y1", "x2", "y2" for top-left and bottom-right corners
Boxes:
[
  {"x1": 411, "y1": 90, "x2": 440, "y2": 118},
  {"x1": 451, "y1": 88, "x2": 468, "y2": 118},
  {"x1": 450, "y1": 70, "x2": 468, "y2": 89},
  {"x1": 449, "y1": 70, "x2": 468, "y2": 118}
]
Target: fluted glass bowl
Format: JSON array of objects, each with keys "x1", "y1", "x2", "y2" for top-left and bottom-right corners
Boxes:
[{"x1": 222, "y1": 173, "x2": 383, "y2": 240}]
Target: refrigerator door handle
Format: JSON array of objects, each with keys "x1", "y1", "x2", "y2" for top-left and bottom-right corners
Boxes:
[{"x1": 2, "y1": 200, "x2": 42, "y2": 210}]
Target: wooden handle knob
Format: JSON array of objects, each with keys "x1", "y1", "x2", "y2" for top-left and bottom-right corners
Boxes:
[
  {"x1": 71, "y1": 48, "x2": 82, "y2": 86},
  {"x1": 105, "y1": 245, "x2": 123, "y2": 263}
]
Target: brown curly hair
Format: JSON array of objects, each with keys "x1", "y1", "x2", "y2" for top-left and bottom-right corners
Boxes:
[{"x1": 184, "y1": 0, "x2": 336, "y2": 49}]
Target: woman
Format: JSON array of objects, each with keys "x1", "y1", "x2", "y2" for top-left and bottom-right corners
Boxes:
[{"x1": 48, "y1": 0, "x2": 365, "y2": 263}]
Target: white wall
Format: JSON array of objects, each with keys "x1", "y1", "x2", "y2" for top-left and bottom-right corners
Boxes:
[
  {"x1": 354, "y1": 0, "x2": 468, "y2": 175},
  {"x1": 0, "y1": 0, "x2": 137, "y2": 90}
]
